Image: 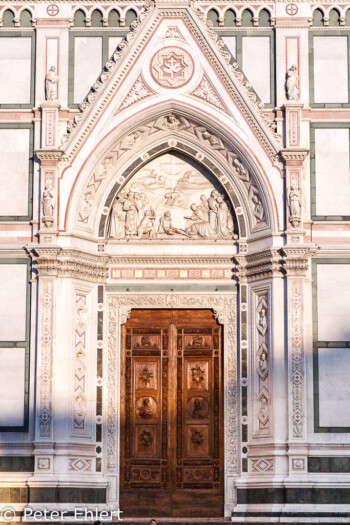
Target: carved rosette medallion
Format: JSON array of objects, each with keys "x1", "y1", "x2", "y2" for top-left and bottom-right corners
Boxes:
[{"x1": 151, "y1": 47, "x2": 194, "y2": 88}]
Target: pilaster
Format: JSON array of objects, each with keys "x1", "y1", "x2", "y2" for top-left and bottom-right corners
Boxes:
[{"x1": 282, "y1": 246, "x2": 316, "y2": 478}]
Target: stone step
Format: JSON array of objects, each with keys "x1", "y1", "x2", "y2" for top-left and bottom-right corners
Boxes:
[{"x1": 121, "y1": 519, "x2": 231, "y2": 525}]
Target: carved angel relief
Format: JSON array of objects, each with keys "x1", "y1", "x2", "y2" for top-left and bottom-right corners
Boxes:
[{"x1": 108, "y1": 153, "x2": 238, "y2": 241}]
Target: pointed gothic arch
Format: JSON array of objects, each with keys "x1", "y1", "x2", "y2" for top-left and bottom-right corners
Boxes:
[{"x1": 63, "y1": 105, "x2": 280, "y2": 241}]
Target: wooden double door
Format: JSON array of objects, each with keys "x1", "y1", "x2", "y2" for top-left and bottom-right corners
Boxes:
[{"x1": 120, "y1": 309, "x2": 224, "y2": 517}]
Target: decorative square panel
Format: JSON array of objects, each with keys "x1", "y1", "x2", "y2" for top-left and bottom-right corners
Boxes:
[
  {"x1": 187, "y1": 425, "x2": 209, "y2": 456},
  {"x1": 187, "y1": 396, "x2": 209, "y2": 422},
  {"x1": 134, "y1": 425, "x2": 157, "y2": 457},
  {"x1": 135, "y1": 361, "x2": 158, "y2": 391},
  {"x1": 132, "y1": 333, "x2": 161, "y2": 350},
  {"x1": 184, "y1": 334, "x2": 212, "y2": 349},
  {"x1": 186, "y1": 361, "x2": 209, "y2": 391},
  {"x1": 136, "y1": 396, "x2": 158, "y2": 420}
]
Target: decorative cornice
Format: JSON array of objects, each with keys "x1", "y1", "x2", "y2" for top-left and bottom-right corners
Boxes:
[
  {"x1": 234, "y1": 249, "x2": 283, "y2": 283},
  {"x1": 280, "y1": 149, "x2": 309, "y2": 162},
  {"x1": 30, "y1": 248, "x2": 109, "y2": 281},
  {"x1": 35, "y1": 149, "x2": 66, "y2": 161},
  {"x1": 281, "y1": 246, "x2": 317, "y2": 277}
]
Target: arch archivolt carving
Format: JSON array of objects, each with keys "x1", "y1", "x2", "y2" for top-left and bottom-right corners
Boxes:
[{"x1": 69, "y1": 111, "x2": 276, "y2": 240}]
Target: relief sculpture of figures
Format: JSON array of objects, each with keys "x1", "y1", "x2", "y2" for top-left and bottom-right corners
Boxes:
[
  {"x1": 257, "y1": 305, "x2": 267, "y2": 336},
  {"x1": 45, "y1": 65, "x2": 58, "y2": 101},
  {"x1": 108, "y1": 153, "x2": 238, "y2": 241},
  {"x1": 286, "y1": 65, "x2": 299, "y2": 101}
]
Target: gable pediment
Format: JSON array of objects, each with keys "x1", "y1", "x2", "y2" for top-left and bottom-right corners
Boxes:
[{"x1": 59, "y1": 2, "x2": 281, "y2": 163}]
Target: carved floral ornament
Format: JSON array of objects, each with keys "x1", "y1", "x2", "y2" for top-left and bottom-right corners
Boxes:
[
  {"x1": 74, "y1": 114, "x2": 270, "y2": 238},
  {"x1": 151, "y1": 47, "x2": 194, "y2": 88}
]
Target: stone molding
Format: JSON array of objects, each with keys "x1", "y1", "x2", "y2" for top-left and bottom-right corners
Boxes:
[
  {"x1": 31, "y1": 248, "x2": 109, "y2": 282},
  {"x1": 77, "y1": 118, "x2": 270, "y2": 236},
  {"x1": 279, "y1": 148, "x2": 309, "y2": 163},
  {"x1": 282, "y1": 246, "x2": 317, "y2": 277},
  {"x1": 29, "y1": 247, "x2": 316, "y2": 283},
  {"x1": 35, "y1": 149, "x2": 65, "y2": 162},
  {"x1": 106, "y1": 291, "x2": 238, "y2": 506},
  {"x1": 234, "y1": 247, "x2": 316, "y2": 282},
  {"x1": 109, "y1": 255, "x2": 235, "y2": 265},
  {"x1": 234, "y1": 249, "x2": 283, "y2": 283}
]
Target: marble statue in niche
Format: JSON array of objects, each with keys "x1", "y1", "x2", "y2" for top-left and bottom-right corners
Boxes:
[
  {"x1": 108, "y1": 153, "x2": 238, "y2": 241},
  {"x1": 286, "y1": 65, "x2": 299, "y2": 101},
  {"x1": 45, "y1": 66, "x2": 58, "y2": 101},
  {"x1": 42, "y1": 184, "x2": 55, "y2": 227},
  {"x1": 288, "y1": 174, "x2": 301, "y2": 228}
]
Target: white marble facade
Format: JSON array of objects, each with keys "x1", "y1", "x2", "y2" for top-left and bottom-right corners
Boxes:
[{"x1": 1, "y1": 0, "x2": 350, "y2": 522}]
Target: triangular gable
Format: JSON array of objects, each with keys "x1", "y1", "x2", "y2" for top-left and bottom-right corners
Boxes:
[{"x1": 60, "y1": 2, "x2": 281, "y2": 163}]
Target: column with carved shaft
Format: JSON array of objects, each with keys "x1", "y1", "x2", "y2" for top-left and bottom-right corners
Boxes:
[
  {"x1": 235, "y1": 249, "x2": 289, "y2": 488},
  {"x1": 282, "y1": 247, "x2": 315, "y2": 477},
  {"x1": 29, "y1": 248, "x2": 60, "y2": 486}
]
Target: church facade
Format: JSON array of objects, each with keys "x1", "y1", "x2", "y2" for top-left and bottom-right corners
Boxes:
[{"x1": 1, "y1": 0, "x2": 350, "y2": 521}]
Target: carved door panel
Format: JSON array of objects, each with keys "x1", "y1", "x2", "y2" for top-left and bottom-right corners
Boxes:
[{"x1": 120, "y1": 310, "x2": 223, "y2": 517}]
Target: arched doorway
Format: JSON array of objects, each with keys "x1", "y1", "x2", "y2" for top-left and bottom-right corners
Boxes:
[{"x1": 120, "y1": 309, "x2": 224, "y2": 517}]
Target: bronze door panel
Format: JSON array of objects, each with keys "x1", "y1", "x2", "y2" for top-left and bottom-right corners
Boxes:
[{"x1": 120, "y1": 310, "x2": 223, "y2": 517}]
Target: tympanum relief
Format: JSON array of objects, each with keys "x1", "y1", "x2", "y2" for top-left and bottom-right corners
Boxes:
[{"x1": 108, "y1": 153, "x2": 237, "y2": 241}]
